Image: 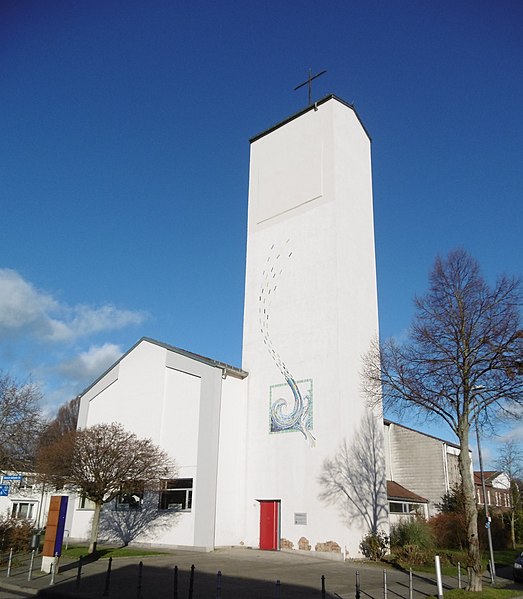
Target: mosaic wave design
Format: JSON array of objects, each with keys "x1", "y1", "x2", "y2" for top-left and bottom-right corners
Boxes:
[{"x1": 259, "y1": 240, "x2": 315, "y2": 446}]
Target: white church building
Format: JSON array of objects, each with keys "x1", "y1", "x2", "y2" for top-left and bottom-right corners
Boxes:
[{"x1": 68, "y1": 95, "x2": 388, "y2": 558}]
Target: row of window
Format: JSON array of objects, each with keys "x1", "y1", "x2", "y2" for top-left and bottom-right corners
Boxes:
[
  {"x1": 9, "y1": 479, "x2": 194, "y2": 521},
  {"x1": 79, "y1": 478, "x2": 194, "y2": 512},
  {"x1": 475, "y1": 487, "x2": 511, "y2": 508},
  {"x1": 388, "y1": 501, "x2": 423, "y2": 514}
]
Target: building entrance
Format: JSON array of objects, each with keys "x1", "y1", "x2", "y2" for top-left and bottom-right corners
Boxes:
[{"x1": 258, "y1": 500, "x2": 280, "y2": 550}]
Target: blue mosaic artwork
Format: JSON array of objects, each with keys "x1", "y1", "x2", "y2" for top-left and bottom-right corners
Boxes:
[{"x1": 259, "y1": 239, "x2": 315, "y2": 446}]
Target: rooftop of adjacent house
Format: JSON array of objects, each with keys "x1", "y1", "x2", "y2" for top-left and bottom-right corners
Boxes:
[
  {"x1": 387, "y1": 480, "x2": 428, "y2": 503},
  {"x1": 473, "y1": 470, "x2": 505, "y2": 486},
  {"x1": 384, "y1": 418, "x2": 461, "y2": 450},
  {"x1": 79, "y1": 336, "x2": 248, "y2": 398},
  {"x1": 249, "y1": 94, "x2": 371, "y2": 144}
]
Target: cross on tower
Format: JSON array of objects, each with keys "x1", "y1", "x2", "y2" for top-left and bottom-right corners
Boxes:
[{"x1": 294, "y1": 68, "x2": 327, "y2": 106}]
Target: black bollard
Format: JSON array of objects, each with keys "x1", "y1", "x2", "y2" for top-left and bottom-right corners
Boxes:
[
  {"x1": 173, "y1": 565, "x2": 178, "y2": 599},
  {"x1": 216, "y1": 570, "x2": 222, "y2": 599},
  {"x1": 102, "y1": 556, "x2": 112, "y2": 596},
  {"x1": 355, "y1": 570, "x2": 361, "y2": 599},
  {"x1": 321, "y1": 574, "x2": 326, "y2": 598},
  {"x1": 137, "y1": 561, "x2": 143, "y2": 599},
  {"x1": 275, "y1": 579, "x2": 281, "y2": 599},
  {"x1": 188, "y1": 564, "x2": 195, "y2": 599},
  {"x1": 76, "y1": 556, "x2": 83, "y2": 589}
]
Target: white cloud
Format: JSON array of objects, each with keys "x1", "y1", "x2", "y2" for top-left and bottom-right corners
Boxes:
[
  {"x1": 0, "y1": 268, "x2": 147, "y2": 342},
  {"x1": 0, "y1": 268, "x2": 58, "y2": 338},
  {"x1": 57, "y1": 343, "x2": 123, "y2": 383},
  {"x1": 500, "y1": 420, "x2": 523, "y2": 444},
  {"x1": 47, "y1": 304, "x2": 146, "y2": 342}
]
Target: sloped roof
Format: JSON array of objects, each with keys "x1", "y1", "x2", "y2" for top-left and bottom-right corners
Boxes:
[
  {"x1": 387, "y1": 480, "x2": 428, "y2": 503},
  {"x1": 474, "y1": 471, "x2": 503, "y2": 486},
  {"x1": 249, "y1": 94, "x2": 371, "y2": 144},
  {"x1": 140, "y1": 337, "x2": 248, "y2": 378},
  {"x1": 384, "y1": 418, "x2": 461, "y2": 450},
  {"x1": 79, "y1": 336, "x2": 248, "y2": 398}
]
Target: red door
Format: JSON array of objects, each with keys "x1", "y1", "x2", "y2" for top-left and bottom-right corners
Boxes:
[{"x1": 259, "y1": 500, "x2": 280, "y2": 550}]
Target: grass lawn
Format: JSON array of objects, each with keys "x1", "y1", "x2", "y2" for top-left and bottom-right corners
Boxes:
[
  {"x1": 61, "y1": 545, "x2": 169, "y2": 559},
  {"x1": 387, "y1": 546, "x2": 522, "y2": 578},
  {"x1": 426, "y1": 590, "x2": 522, "y2": 599},
  {"x1": 492, "y1": 547, "x2": 523, "y2": 569}
]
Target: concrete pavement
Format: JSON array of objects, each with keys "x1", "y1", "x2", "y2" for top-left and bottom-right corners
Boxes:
[{"x1": 0, "y1": 547, "x2": 522, "y2": 598}]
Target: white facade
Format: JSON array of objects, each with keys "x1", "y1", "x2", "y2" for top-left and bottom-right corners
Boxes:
[
  {"x1": 69, "y1": 95, "x2": 387, "y2": 557},
  {"x1": 71, "y1": 338, "x2": 247, "y2": 551},
  {"x1": 239, "y1": 96, "x2": 384, "y2": 556}
]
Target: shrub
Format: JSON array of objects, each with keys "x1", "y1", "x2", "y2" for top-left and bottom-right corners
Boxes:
[
  {"x1": 429, "y1": 512, "x2": 467, "y2": 549},
  {"x1": 436, "y1": 485, "x2": 466, "y2": 514},
  {"x1": 0, "y1": 514, "x2": 33, "y2": 553},
  {"x1": 359, "y1": 530, "x2": 389, "y2": 561},
  {"x1": 389, "y1": 518, "x2": 435, "y2": 566},
  {"x1": 390, "y1": 517, "x2": 435, "y2": 549},
  {"x1": 477, "y1": 509, "x2": 510, "y2": 550},
  {"x1": 390, "y1": 544, "x2": 436, "y2": 566}
]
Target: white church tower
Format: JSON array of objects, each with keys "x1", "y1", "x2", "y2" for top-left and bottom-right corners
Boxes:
[{"x1": 240, "y1": 95, "x2": 387, "y2": 556}]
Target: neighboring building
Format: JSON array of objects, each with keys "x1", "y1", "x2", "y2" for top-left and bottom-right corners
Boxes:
[
  {"x1": 69, "y1": 95, "x2": 387, "y2": 558},
  {"x1": 474, "y1": 471, "x2": 511, "y2": 511},
  {"x1": 384, "y1": 419, "x2": 469, "y2": 517},
  {"x1": 0, "y1": 473, "x2": 52, "y2": 529},
  {"x1": 386, "y1": 480, "x2": 429, "y2": 525}
]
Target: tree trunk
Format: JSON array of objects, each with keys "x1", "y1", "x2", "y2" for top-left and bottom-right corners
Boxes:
[
  {"x1": 458, "y1": 422, "x2": 483, "y2": 592},
  {"x1": 88, "y1": 502, "x2": 102, "y2": 554}
]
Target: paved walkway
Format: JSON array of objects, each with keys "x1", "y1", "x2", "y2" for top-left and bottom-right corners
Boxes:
[{"x1": 0, "y1": 548, "x2": 521, "y2": 598}]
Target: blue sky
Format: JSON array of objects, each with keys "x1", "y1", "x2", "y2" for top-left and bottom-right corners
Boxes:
[{"x1": 1, "y1": 1, "x2": 521, "y2": 462}]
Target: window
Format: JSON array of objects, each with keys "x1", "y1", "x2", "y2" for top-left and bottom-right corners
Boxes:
[
  {"x1": 18, "y1": 476, "x2": 36, "y2": 491},
  {"x1": 159, "y1": 478, "x2": 193, "y2": 511},
  {"x1": 78, "y1": 496, "x2": 96, "y2": 510},
  {"x1": 389, "y1": 501, "x2": 422, "y2": 515},
  {"x1": 116, "y1": 484, "x2": 144, "y2": 510},
  {"x1": 11, "y1": 502, "x2": 36, "y2": 519}
]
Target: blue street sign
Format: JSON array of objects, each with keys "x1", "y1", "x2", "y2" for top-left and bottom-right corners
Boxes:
[
  {"x1": 2, "y1": 475, "x2": 22, "y2": 481},
  {"x1": 0, "y1": 484, "x2": 10, "y2": 496}
]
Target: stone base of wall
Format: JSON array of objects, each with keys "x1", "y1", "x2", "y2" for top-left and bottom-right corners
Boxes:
[
  {"x1": 315, "y1": 540, "x2": 341, "y2": 553},
  {"x1": 280, "y1": 548, "x2": 346, "y2": 562},
  {"x1": 298, "y1": 536, "x2": 311, "y2": 551}
]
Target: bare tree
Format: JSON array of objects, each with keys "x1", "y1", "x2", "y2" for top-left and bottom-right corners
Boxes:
[
  {"x1": 39, "y1": 396, "x2": 79, "y2": 445},
  {"x1": 363, "y1": 249, "x2": 523, "y2": 592},
  {"x1": 495, "y1": 440, "x2": 523, "y2": 549},
  {"x1": 319, "y1": 410, "x2": 388, "y2": 537},
  {"x1": 36, "y1": 396, "x2": 80, "y2": 489},
  {"x1": 0, "y1": 372, "x2": 44, "y2": 472},
  {"x1": 68, "y1": 422, "x2": 174, "y2": 554},
  {"x1": 36, "y1": 430, "x2": 77, "y2": 491}
]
